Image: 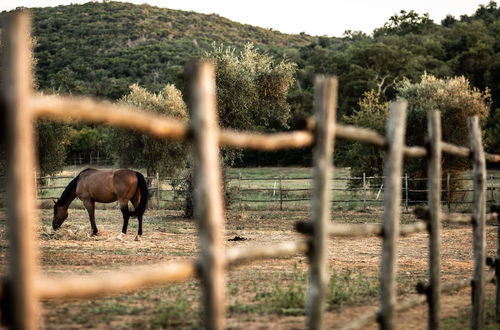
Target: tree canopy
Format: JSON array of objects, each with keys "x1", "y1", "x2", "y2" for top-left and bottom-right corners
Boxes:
[
  {"x1": 1, "y1": 0, "x2": 499, "y2": 172},
  {"x1": 109, "y1": 84, "x2": 189, "y2": 176}
]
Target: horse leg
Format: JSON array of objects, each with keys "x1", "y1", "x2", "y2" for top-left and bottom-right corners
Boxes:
[
  {"x1": 134, "y1": 215, "x2": 143, "y2": 241},
  {"x1": 83, "y1": 200, "x2": 98, "y2": 236},
  {"x1": 117, "y1": 201, "x2": 129, "y2": 240},
  {"x1": 130, "y1": 193, "x2": 143, "y2": 241}
]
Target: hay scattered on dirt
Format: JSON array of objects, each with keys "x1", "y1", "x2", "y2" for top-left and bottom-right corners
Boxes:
[{"x1": 39, "y1": 224, "x2": 103, "y2": 241}]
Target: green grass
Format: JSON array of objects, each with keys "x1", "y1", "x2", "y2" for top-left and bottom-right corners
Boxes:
[
  {"x1": 442, "y1": 298, "x2": 499, "y2": 329},
  {"x1": 327, "y1": 269, "x2": 379, "y2": 309},
  {"x1": 229, "y1": 264, "x2": 380, "y2": 317}
]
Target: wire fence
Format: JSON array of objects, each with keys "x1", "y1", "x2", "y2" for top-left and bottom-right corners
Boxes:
[{"x1": 34, "y1": 172, "x2": 500, "y2": 212}]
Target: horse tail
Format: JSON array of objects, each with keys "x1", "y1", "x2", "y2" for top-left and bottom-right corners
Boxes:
[{"x1": 133, "y1": 171, "x2": 149, "y2": 217}]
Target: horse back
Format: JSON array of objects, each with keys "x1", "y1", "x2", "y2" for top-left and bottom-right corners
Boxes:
[
  {"x1": 76, "y1": 169, "x2": 118, "y2": 203},
  {"x1": 112, "y1": 169, "x2": 139, "y2": 200}
]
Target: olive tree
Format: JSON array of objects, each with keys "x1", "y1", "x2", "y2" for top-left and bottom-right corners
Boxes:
[
  {"x1": 205, "y1": 43, "x2": 296, "y2": 164},
  {"x1": 109, "y1": 84, "x2": 189, "y2": 177},
  {"x1": 339, "y1": 90, "x2": 388, "y2": 180},
  {"x1": 343, "y1": 74, "x2": 490, "y2": 195}
]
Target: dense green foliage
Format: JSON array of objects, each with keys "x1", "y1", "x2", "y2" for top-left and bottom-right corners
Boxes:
[
  {"x1": 1, "y1": 1, "x2": 499, "y2": 172},
  {"x1": 340, "y1": 91, "x2": 388, "y2": 179},
  {"x1": 204, "y1": 43, "x2": 296, "y2": 164},
  {"x1": 110, "y1": 84, "x2": 188, "y2": 176}
]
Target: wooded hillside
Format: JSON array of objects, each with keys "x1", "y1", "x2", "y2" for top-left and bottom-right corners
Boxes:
[{"x1": 1, "y1": 1, "x2": 499, "y2": 171}]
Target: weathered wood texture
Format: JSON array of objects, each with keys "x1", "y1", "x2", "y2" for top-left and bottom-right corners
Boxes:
[
  {"x1": 497, "y1": 212, "x2": 500, "y2": 322},
  {"x1": 427, "y1": 111, "x2": 442, "y2": 329},
  {"x1": 189, "y1": 61, "x2": 226, "y2": 330},
  {"x1": 307, "y1": 76, "x2": 337, "y2": 330},
  {"x1": 379, "y1": 101, "x2": 407, "y2": 330},
  {"x1": 1, "y1": 11, "x2": 40, "y2": 330},
  {"x1": 469, "y1": 116, "x2": 487, "y2": 330},
  {"x1": 37, "y1": 240, "x2": 308, "y2": 300}
]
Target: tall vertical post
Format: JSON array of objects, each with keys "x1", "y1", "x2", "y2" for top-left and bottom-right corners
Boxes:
[
  {"x1": 2, "y1": 11, "x2": 40, "y2": 330},
  {"x1": 490, "y1": 174, "x2": 494, "y2": 205},
  {"x1": 156, "y1": 172, "x2": 160, "y2": 209},
  {"x1": 496, "y1": 211, "x2": 500, "y2": 322},
  {"x1": 427, "y1": 111, "x2": 442, "y2": 329},
  {"x1": 279, "y1": 175, "x2": 283, "y2": 211},
  {"x1": 363, "y1": 173, "x2": 367, "y2": 211},
  {"x1": 379, "y1": 101, "x2": 407, "y2": 330},
  {"x1": 469, "y1": 116, "x2": 486, "y2": 330},
  {"x1": 189, "y1": 61, "x2": 226, "y2": 330},
  {"x1": 404, "y1": 173, "x2": 409, "y2": 212},
  {"x1": 447, "y1": 173, "x2": 451, "y2": 211},
  {"x1": 238, "y1": 172, "x2": 242, "y2": 210},
  {"x1": 307, "y1": 76, "x2": 337, "y2": 330}
]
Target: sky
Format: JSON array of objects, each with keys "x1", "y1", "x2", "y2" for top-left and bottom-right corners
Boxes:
[{"x1": 0, "y1": 0, "x2": 493, "y2": 37}]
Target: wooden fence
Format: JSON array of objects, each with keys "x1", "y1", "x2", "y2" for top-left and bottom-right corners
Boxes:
[
  {"x1": 2, "y1": 11, "x2": 500, "y2": 330},
  {"x1": 33, "y1": 172, "x2": 499, "y2": 212}
]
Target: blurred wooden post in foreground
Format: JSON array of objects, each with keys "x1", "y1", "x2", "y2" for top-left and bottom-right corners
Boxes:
[
  {"x1": 379, "y1": 101, "x2": 407, "y2": 330},
  {"x1": 1, "y1": 11, "x2": 40, "y2": 330},
  {"x1": 307, "y1": 76, "x2": 337, "y2": 329},
  {"x1": 189, "y1": 61, "x2": 226, "y2": 330},
  {"x1": 427, "y1": 111, "x2": 442, "y2": 329},
  {"x1": 469, "y1": 116, "x2": 486, "y2": 330}
]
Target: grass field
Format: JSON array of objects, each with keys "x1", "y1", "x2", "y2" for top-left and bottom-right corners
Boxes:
[{"x1": 0, "y1": 201, "x2": 499, "y2": 328}]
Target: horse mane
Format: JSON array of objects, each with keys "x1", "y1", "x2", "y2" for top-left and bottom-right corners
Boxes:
[{"x1": 56, "y1": 168, "x2": 92, "y2": 206}]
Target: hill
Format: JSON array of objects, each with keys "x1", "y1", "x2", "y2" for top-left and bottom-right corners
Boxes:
[{"x1": 4, "y1": 1, "x2": 319, "y2": 100}]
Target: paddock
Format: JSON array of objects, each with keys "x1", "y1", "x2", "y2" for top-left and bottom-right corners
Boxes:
[
  {"x1": 0, "y1": 208, "x2": 497, "y2": 329},
  {"x1": 2, "y1": 10, "x2": 500, "y2": 330}
]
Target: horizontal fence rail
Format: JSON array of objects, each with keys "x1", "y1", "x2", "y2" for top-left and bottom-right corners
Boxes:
[
  {"x1": 29, "y1": 172, "x2": 499, "y2": 212},
  {"x1": 31, "y1": 94, "x2": 500, "y2": 162},
  {"x1": 2, "y1": 10, "x2": 500, "y2": 330}
]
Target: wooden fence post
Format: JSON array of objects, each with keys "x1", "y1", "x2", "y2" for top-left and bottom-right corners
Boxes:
[
  {"x1": 427, "y1": 111, "x2": 442, "y2": 329},
  {"x1": 469, "y1": 116, "x2": 487, "y2": 330},
  {"x1": 447, "y1": 173, "x2": 451, "y2": 211},
  {"x1": 156, "y1": 172, "x2": 160, "y2": 209},
  {"x1": 189, "y1": 61, "x2": 226, "y2": 330},
  {"x1": 279, "y1": 175, "x2": 283, "y2": 211},
  {"x1": 363, "y1": 173, "x2": 367, "y2": 211},
  {"x1": 404, "y1": 173, "x2": 409, "y2": 212},
  {"x1": 490, "y1": 174, "x2": 494, "y2": 205},
  {"x1": 307, "y1": 76, "x2": 337, "y2": 330},
  {"x1": 497, "y1": 210, "x2": 500, "y2": 322},
  {"x1": 1, "y1": 11, "x2": 40, "y2": 330},
  {"x1": 379, "y1": 100, "x2": 407, "y2": 330}
]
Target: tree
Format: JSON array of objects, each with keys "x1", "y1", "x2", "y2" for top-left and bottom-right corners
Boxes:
[
  {"x1": 374, "y1": 10, "x2": 436, "y2": 37},
  {"x1": 205, "y1": 43, "x2": 296, "y2": 165},
  {"x1": 206, "y1": 43, "x2": 296, "y2": 130},
  {"x1": 0, "y1": 35, "x2": 70, "y2": 177},
  {"x1": 338, "y1": 90, "x2": 388, "y2": 180},
  {"x1": 397, "y1": 73, "x2": 490, "y2": 152},
  {"x1": 343, "y1": 75, "x2": 491, "y2": 187},
  {"x1": 36, "y1": 120, "x2": 70, "y2": 175},
  {"x1": 109, "y1": 84, "x2": 189, "y2": 177}
]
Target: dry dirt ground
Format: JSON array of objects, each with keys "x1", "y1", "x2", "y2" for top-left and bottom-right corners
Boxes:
[{"x1": 0, "y1": 207, "x2": 498, "y2": 329}]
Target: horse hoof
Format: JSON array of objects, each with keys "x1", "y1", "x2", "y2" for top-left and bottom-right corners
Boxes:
[
  {"x1": 116, "y1": 233, "x2": 126, "y2": 240},
  {"x1": 134, "y1": 235, "x2": 141, "y2": 241}
]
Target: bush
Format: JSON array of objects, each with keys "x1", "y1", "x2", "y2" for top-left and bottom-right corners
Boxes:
[{"x1": 109, "y1": 84, "x2": 189, "y2": 177}]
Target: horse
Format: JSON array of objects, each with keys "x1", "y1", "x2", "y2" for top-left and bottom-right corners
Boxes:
[{"x1": 52, "y1": 168, "x2": 149, "y2": 241}]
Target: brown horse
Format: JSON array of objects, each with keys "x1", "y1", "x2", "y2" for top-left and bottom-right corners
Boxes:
[{"x1": 53, "y1": 168, "x2": 149, "y2": 240}]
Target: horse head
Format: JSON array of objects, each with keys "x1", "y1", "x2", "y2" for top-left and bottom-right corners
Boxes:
[{"x1": 52, "y1": 200, "x2": 68, "y2": 230}]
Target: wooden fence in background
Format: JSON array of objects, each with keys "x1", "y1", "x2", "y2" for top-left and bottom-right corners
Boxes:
[
  {"x1": 2, "y1": 11, "x2": 500, "y2": 330},
  {"x1": 34, "y1": 172, "x2": 499, "y2": 212}
]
